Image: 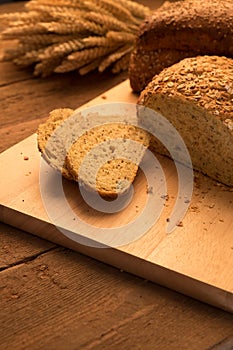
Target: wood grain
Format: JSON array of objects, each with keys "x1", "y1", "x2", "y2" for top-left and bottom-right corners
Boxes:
[
  {"x1": 0, "y1": 222, "x2": 56, "y2": 271},
  {"x1": 1, "y1": 248, "x2": 233, "y2": 350},
  {"x1": 0, "y1": 69, "x2": 128, "y2": 152},
  {"x1": 0, "y1": 1, "x2": 233, "y2": 349}
]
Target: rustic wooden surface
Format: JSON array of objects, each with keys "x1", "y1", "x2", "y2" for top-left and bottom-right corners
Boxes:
[{"x1": 0, "y1": 1, "x2": 233, "y2": 350}]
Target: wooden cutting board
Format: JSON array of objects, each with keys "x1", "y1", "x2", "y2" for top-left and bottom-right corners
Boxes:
[{"x1": 0, "y1": 80, "x2": 233, "y2": 312}]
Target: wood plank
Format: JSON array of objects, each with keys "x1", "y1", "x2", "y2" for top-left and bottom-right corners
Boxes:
[
  {"x1": 0, "y1": 62, "x2": 33, "y2": 86},
  {"x1": 1, "y1": 80, "x2": 232, "y2": 312},
  {"x1": 0, "y1": 71, "x2": 128, "y2": 128},
  {"x1": 0, "y1": 247, "x2": 233, "y2": 350},
  {"x1": 0, "y1": 1, "x2": 27, "y2": 15},
  {"x1": 0, "y1": 222, "x2": 56, "y2": 270}
]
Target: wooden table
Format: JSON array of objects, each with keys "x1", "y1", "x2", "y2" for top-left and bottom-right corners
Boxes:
[{"x1": 0, "y1": 2, "x2": 233, "y2": 349}]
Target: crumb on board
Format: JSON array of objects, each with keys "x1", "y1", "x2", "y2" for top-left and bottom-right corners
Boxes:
[
  {"x1": 101, "y1": 95, "x2": 107, "y2": 99},
  {"x1": 190, "y1": 205, "x2": 199, "y2": 212},
  {"x1": 161, "y1": 194, "x2": 169, "y2": 201},
  {"x1": 208, "y1": 203, "x2": 215, "y2": 209},
  {"x1": 23, "y1": 156, "x2": 29, "y2": 160},
  {"x1": 176, "y1": 221, "x2": 183, "y2": 227},
  {"x1": 11, "y1": 294, "x2": 19, "y2": 299}
]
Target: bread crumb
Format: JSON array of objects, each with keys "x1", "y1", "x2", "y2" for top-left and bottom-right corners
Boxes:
[
  {"x1": 190, "y1": 205, "x2": 199, "y2": 212},
  {"x1": 24, "y1": 156, "x2": 29, "y2": 160},
  {"x1": 39, "y1": 265, "x2": 47, "y2": 271},
  {"x1": 208, "y1": 203, "x2": 215, "y2": 209},
  {"x1": 11, "y1": 294, "x2": 19, "y2": 299},
  {"x1": 176, "y1": 221, "x2": 183, "y2": 227},
  {"x1": 161, "y1": 194, "x2": 169, "y2": 201}
]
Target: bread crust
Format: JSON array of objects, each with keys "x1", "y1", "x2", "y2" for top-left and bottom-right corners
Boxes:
[
  {"x1": 129, "y1": 0, "x2": 233, "y2": 92},
  {"x1": 37, "y1": 108, "x2": 74, "y2": 179}
]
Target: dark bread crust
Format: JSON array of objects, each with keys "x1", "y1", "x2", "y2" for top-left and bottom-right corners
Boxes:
[
  {"x1": 129, "y1": 48, "x2": 197, "y2": 93},
  {"x1": 129, "y1": 0, "x2": 233, "y2": 92}
]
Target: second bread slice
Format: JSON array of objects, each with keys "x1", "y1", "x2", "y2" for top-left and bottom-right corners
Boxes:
[{"x1": 66, "y1": 123, "x2": 150, "y2": 197}]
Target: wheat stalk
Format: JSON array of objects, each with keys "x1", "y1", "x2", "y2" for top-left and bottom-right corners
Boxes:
[{"x1": 0, "y1": 0, "x2": 151, "y2": 77}]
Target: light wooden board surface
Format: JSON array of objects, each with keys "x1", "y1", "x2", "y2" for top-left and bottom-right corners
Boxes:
[{"x1": 0, "y1": 80, "x2": 233, "y2": 312}]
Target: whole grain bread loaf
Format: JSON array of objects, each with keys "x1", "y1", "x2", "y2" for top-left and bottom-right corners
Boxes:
[
  {"x1": 37, "y1": 109, "x2": 150, "y2": 197},
  {"x1": 129, "y1": 0, "x2": 233, "y2": 92},
  {"x1": 138, "y1": 55, "x2": 233, "y2": 186}
]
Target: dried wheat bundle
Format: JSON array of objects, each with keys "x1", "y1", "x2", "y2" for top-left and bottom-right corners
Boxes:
[{"x1": 0, "y1": 0, "x2": 151, "y2": 77}]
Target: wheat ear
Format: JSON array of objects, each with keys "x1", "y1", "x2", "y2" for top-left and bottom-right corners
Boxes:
[{"x1": 0, "y1": 0, "x2": 151, "y2": 76}]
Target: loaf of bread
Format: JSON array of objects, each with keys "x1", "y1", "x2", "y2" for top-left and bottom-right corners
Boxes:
[
  {"x1": 138, "y1": 55, "x2": 233, "y2": 186},
  {"x1": 37, "y1": 109, "x2": 150, "y2": 197},
  {"x1": 129, "y1": 0, "x2": 233, "y2": 92}
]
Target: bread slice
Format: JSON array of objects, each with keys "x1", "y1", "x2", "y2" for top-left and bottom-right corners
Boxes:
[
  {"x1": 129, "y1": 0, "x2": 233, "y2": 91},
  {"x1": 66, "y1": 123, "x2": 150, "y2": 197},
  {"x1": 138, "y1": 55, "x2": 233, "y2": 186},
  {"x1": 37, "y1": 108, "x2": 150, "y2": 197}
]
